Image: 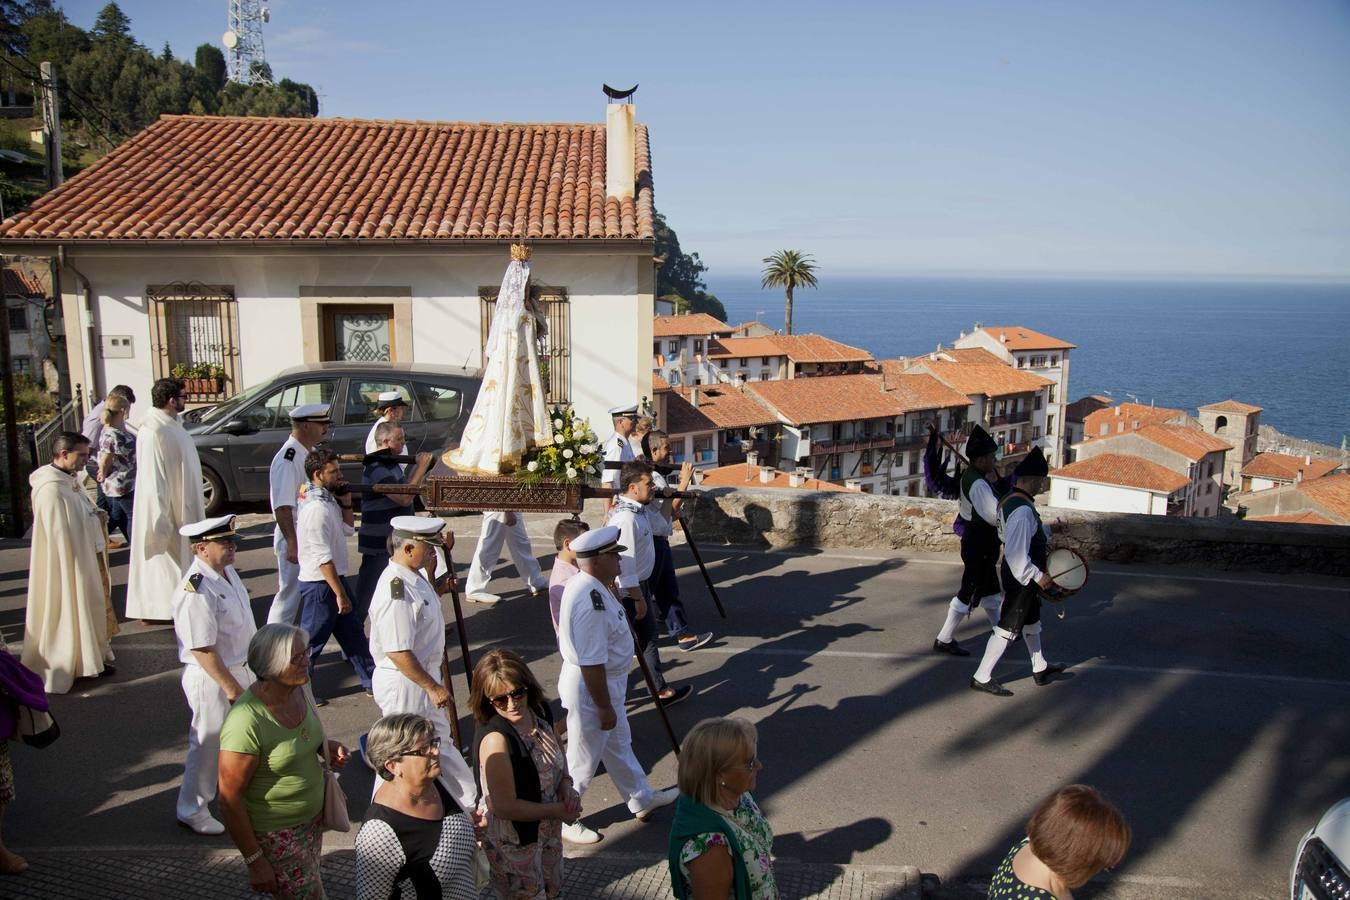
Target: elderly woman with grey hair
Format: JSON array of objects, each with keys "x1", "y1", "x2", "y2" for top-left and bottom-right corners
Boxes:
[
  {"x1": 219, "y1": 623, "x2": 351, "y2": 899},
  {"x1": 355, "y1": 713, "x2": 478, "y2": 900}
]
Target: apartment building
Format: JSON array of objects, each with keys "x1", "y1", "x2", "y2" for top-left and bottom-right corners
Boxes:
[
  {"x1": 1070, "y1": 424, "x2": 1231, "y2": 517},
  {"x1": 1050, "y1": 453, "x2": 1192, "y2": 515},
  {"x1": 902, "y1": 357, "x2": 1055, "y2": 465},
  {"x1": 1242, "y1": 473, "x2": 1350, "y2": 526},
  {"x1": 1239, "y1": 452, "x2": 1341, "y2": 493},
  {"x1": 673, "y1": 383, "x2": 781, "y2": 468},
  {"x1": 653, "y1": 313, "x2": 734, "y2": 388}
]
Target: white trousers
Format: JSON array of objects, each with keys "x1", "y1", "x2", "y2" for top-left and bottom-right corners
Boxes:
[
  {"x1": 177, "y1": 663, "x2": 255, "y2": 821},
  {"x1": 559, "y1": 663, "x2": 654, "y2": 814},
  {"x1": 464, "y1": 514, "x2": 546, "y2": 595},
  {"x1": 266, "y1": 530, "x2": 302, "y2": 625},
  {"x1": 371, "y1": 667, "x2": 478, "y2": 812}
]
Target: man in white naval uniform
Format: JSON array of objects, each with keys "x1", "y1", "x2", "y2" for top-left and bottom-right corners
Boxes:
[
  {"x1": 266, "y1": 403, "x2": 331, "y2": 625},
  {"x1": 364, "y1": 391, "x2": 409, "y2": 455},
  {"x1": 366, "y1": 515, "x2": 477, "y2": 811},
  {"x1": 599, "y1": 403, "x2": 638, "y2": 490},
  {"x1": 463, "y1": 510, "x2": 548, "y2": 607},
  {"x1": 556, "y1": 525, "x2": 677, "y2": 845},
  {"x1": 171, "y1": 515, "x2": 258, "y2": 835}
]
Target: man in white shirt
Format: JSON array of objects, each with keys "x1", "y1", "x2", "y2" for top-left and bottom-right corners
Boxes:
[
  {"x1": 600, "y1": 403, "x2": 638, "y2": 489},
  {"x1": 364, "y1": 391, "x2": 409, "y2": 455},
  {"x1": 266, "y1": 403, "x2": 331, "y2": 625},
  {"x1": 366, "y1": 516, "x2": 477, "y2": 810},
  {"x1": 463, "y1": 510, "x2": 548, "y2": 607},
  {"x1": 171, "y1": 515, "x2": 257, "y2": 836},
  {"x1": 557, "y1": 525, "x2": 678, "y2": 845},
  {"x1": 643, "y1": 431, "x2": 713, "y2": 652},
  {"x1": 607, "y1": 461, "x2": 690, "y2": 706},
  {"x1": 971, "y1": 447, "x2": 1067, "y2": 697},
  {"x1": 296, "y1": 448, "x2": 374, "y2": 702}
]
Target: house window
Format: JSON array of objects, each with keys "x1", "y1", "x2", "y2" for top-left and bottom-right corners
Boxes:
[
  {"x1": 694, "y1": 338, "x2": 704, "y2": 354},
  {"x1": 1030, "y1": 355, "x2": 1048, "y2": 367},
  {"x1": 1051, "y1": 355, "x2": 1059, "y2": 367},
  {"x1": 719, "y1": 359, "x2": 728, "y2": 369},
  {"x1": 324, "y1": 306, "x2": 394, "y2": 362},
  {"x1": 7, "y1": 307, "x2": 27, "y2": 331},
  {"x1": 1034, "y1": 394, "x2": 1043, "y2": 411},
  {"x1": 760, "y1": 369, "x2": 769, "y2": 381},
  {"x1": 693, "y1": 434, "x2": 714, "y2": 463},
  {"x1": 908, "y1": 453, "x2": 920, "y2": 475},
  {"x1": 1068, "y1": 486, "x2": 1079, "y2": 501},
  {"x1": 1048, "y1": 386, "x2": 1056, "y2": 403},
  {"x1": 1047, "y1": 414, "x2": 1055, "y2": 435},
  {"x1": 1017, "y1": 357, "x2": 1026, "y2": 368},
  {"x1": 13, "y1": 355, "x2": 31, "y2": 375},
  {"x1": 147, "y1": 283, "x2": 241, "y2": 401},
  {"x1": 653, "y1": 342, "x2": 660, "y2": 358},
  {"x1": 739, "y1": 357, "x2": 748, "y2": 367},
  {"x1": 1033, "y1": 425, "x2": 1042, "y2": 440},
  {"x1": 481, "y1": 285, "x2": 572, "y2": 403},
  {"x1": 761, "y1": 355, "x2": 770, "y2": 364},
  {"x1": 668, "y1": 340, "x2": 681, "y2": 355}
]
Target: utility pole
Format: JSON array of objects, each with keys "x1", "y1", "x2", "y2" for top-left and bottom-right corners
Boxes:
[
  {"x1": 40, "y1": 61, "x2": 63, "y2": 189},
  {"x1": 1, "y1": 265, "x2": 24, "y2": 537}
]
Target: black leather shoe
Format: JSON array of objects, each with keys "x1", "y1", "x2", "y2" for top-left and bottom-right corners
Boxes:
[
  {"x1": 96, "y1": 665, "x2": 117, "y2": 678},
  {"x1": 933, "y1": 639, "x2": 971, "y2": 657},
  {"x1": 1033, "y1": 663, "x2": 1067, "y2": 686},
  {"x1": 970, "y1": 677, "x2": 1013, "y2": 697}
]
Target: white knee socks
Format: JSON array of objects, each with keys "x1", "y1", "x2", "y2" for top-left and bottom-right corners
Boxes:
[
  {"x1": 974, "y1": 631, "x2": 1012, "y2": 683},
  {"x1": 936, "y1": 597, "x2": 970, "y2": 643},
  {"x1": 1024, "y1": 631, "x2": 1047, "y2": 673},
  {"x1": 978, "y1": 593, "x2": 1002, "y2": 628}
]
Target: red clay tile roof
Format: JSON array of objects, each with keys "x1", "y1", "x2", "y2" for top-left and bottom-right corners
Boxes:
[
  {"x1": 977, "y1": 326, "x2": 1076, "y2": 351},
  {"x1": 1066, "y1": 394, "x2": 1112, "y2": 423},
  {"x1": 651, "y1": 373, "x2": 671, "y2": 392},
  {"x1": 661, "y1": 389, "x2": 717, "y2": 436},
  {"x1": 747, "y1": 374, "x2": 907, "y2": 426},
  {"x1": 769, "y1": 334, "x2": 872, "y2": 364},
  {"x1": 1083, "y1": 402, "x2": 1186, "y2": 439},
  {"x1": 882, "y1": 373, "x2": 973, "y2": 413},
  {"x1": 1240, "y1": 452, "x2": 1340, "y2": 482},
  {"x1": 0, "y1": 115, "x2": 655, "y2": 243},
  {"x1": 941, "y1": 347, "x2": 1006, "y2": 366},
  {"x1": 675, "y1": 386, "x2": 777, "y2": 429},
  {"x1": 1247, "y1": 511, "x2": 1338, "y2": 526},
  {"x1": 700, "y1": 462, "x2": 847, "y2": 492},
  {"x1": 1052, "y1": 453, "x2": 1190, "y2": 493},
  {"x1": 2, "y1": 268, "x2": 44, "y2": 296},
  {"x1": 653, "y1": 313, "x2": 731, "y2": 337},
  {"x1": 907, "y1": 360, "x2": 1053, "y2": 398},
  {"x1": 705, "y1": 337, "x2": 784, "y2": 359},
  {"x1": 1296, "y1": 473, "x2": 1350, "y2": 521},
  {"x1": 1132, "y1": 424, "x2": 1231, "y2": 461},
  {"x1": 1199, "y1": 399, "x2": 1263, "y2": 415}
]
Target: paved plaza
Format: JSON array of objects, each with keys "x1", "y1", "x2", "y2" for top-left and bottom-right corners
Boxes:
[{"x1": 0, "y1": 501, "x2": 1346, "y2": 898}]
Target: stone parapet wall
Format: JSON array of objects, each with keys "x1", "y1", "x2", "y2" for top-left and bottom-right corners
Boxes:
[{"x1": 683, "y1": 487, "x2": 1350, "y2": 577}]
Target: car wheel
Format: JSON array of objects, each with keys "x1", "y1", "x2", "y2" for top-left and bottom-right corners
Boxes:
[{"x1": 202, "y1": 467, "x2": 227, "y2": 516}]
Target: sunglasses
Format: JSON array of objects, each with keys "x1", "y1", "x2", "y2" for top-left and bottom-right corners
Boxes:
[{"x1": 489, "y1": 687, "x2": 527, "y2": 710}]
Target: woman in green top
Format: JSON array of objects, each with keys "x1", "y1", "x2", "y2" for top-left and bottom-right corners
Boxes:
[
  {"x1": 219, "y1": 624, "x2": 352, "y2": 899},
  {"x1": 987, "y1": 784, "x2": 1130, "y2": 900},
  {"x1": 668, "y1": 718, "x2": 778, "y2": 900}
]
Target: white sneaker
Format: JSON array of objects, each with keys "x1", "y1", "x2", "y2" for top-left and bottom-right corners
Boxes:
[
  {"x1": 634, "y1": 787, "x2": 679, "y2": 821},
  {"x1": 177, "y1": 812, "x2": 226, "y2": 836},
  {"x1": 466, "y1": 592, "x2": 501, "y2": 607},
  {"x1": 561, "y1": 821, "x2": 601, "y2": 844}
]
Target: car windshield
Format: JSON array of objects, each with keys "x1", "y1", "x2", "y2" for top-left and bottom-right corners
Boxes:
[{"x1": 195, "y1": 379, "x2": 274, "y2": 425}]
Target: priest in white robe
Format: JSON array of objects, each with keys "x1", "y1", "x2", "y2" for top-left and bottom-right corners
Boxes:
[
  {"x1": 126, "y1": 379, "x2": 204, "y2": 621},
  {"x1": 23, "y1": 432, "x2": 112, "y2": 692}
]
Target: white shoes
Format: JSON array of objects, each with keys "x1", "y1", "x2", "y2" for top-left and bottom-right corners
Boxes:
[
  {"x1": 634, "y1": 787, "x2": 679, "y2": 822},
  {"x1": 561, "y1": 821, "x2": 602, "y2": 844},
  {"x1": 177, "y1": 812, "x2": 226, "y2": 836},
  {"x1": 465, "y1": 592, "x2": 501, "y2": 607}
]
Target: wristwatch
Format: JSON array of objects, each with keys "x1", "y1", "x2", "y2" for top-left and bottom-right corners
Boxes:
[{"x1": 243, "y1": 848, "x2": 264, "y2": 865}]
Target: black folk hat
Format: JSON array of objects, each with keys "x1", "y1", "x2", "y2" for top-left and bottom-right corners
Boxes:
[
  {"x1": 1013, "y1": 445, "x2": 1049, "y2": 478},
  {"x1": 965, "y1": 425, "x2": 997, "y2": 458}
]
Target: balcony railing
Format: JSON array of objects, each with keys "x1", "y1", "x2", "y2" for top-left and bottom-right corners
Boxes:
[
  {"x1": 989, "y1": 410, "x2": 1032, "y2": 426},
  {"x1": 810, "y1": 434, "x2": 904, "y2": 456},
  {"x1": 719, "y1": 440, "x2": 774, "y2": 467}
]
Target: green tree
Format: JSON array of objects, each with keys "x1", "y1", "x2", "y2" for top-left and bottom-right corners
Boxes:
[
  {"x1": 760, "y1": 249, "x2": 819, "y2": 335},
  {"x1": 653, "y1": 210, "x2": 727, "y2": 321},
  {"x1": 194, "y1": 42, "x2": 225, "y2": 92},
  {"x1": 160, "y1": 40, "x2": 171, "y2": 61},
  {"x1": 22, "y1": 5, "x2": 89, "y2": 70},
  {"x1": 90, "y1": 1, "x2": 131, "y2": 46}
]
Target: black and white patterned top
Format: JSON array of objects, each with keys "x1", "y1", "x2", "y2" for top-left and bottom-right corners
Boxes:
[{"x1": 355, "y1": 780, "x2": 478, "y2": 900}]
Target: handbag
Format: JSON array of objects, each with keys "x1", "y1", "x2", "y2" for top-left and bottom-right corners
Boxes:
[{"x1": 319, "y1": 757, "x2": 351, "y2": 832}]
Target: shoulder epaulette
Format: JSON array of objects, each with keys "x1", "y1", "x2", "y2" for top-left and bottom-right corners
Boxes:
[
  {"x1": 589, "y1": 588, "x2": 606, "y2": 611},
  {"x1": 390, "y1": 576, "x2": 404, "y2": 600},
  {"x1": 185, "y1": 572, "x2": 203, "y2": 593},
  {"x1": 284, "y1": 447, "x2": 296, "y2": 461}
]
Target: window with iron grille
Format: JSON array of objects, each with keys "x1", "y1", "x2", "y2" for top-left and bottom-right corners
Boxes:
[
  {"x1": 147, "y1": 283, "x2": 241, "y2": 402},
  {"x1": 479, "y1": 285, "x2": 571, "y2": 404}
]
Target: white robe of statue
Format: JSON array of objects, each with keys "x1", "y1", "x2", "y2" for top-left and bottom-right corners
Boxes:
[
  {"x1": 446, "y1": 257, "x2": 553, "y2": 474},
  {"x1": 126, "y1": 407, "x2": 205, "y2": 619},
  {"x1": 22, "y1": 464, "x2": 110, "y2": 692}
]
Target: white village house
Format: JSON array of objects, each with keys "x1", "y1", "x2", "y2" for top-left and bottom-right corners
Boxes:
[{"x1": 0, "y1": 103, "x2": 659, "y2": 431}]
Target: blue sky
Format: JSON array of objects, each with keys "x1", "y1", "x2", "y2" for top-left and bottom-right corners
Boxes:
[{"x1": 61, "y1": 0, "x2": 1350, "y2": 279}]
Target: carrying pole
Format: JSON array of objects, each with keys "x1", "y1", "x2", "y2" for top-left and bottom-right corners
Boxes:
[
  {"x1": 623, "y1": 604, "x2": 681, "y2": 757},
  {"x1": 676, "y1": 514, "x2": 727, "y2": 619}
]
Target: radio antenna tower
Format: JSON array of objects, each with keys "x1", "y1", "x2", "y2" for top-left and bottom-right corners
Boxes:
[{"x1": 223, "y1": 0, "x2": 273, "y2": 86}]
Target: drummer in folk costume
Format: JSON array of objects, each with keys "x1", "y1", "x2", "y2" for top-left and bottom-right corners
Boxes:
[
  {"x1": 933, "y1": 425, "x2": 1006, "y2": 656},
  {"x1": 366, "y1": 516, "x2": 478, "y2": 811},
  {"x1": 171, "y1": 515, "x2": 257, "y2": 835},
  {"x1": 971, "y1": 447, "x2": 1068, "y2": 696}
]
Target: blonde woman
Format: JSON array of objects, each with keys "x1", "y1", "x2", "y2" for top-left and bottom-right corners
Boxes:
[
  {"x1": 96, "y1": 393, "x2": 136, "y2": 546},
  {"x1": 668, "y1": 718, "x2": 777, "y2": 899}
]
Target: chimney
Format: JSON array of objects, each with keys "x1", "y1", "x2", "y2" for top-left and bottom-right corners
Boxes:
[
  {"x1": 743, "y1": 464, "x2": 753, "y2": 482},
  {"x1": 1114, "y1": 407, "x2": 1122, "y2": 417},
  {"x1": 759, "y1": 466, "x2": 773, "y2": 484},
  {"x1": 745, "y1": 449, "x2": 759, "y2": 468},
  {"x1": 690, "y1": 385, "x2": 699, "y2": 408},
  {"x1": 788, "y1": 471, "x2": 804, "y2": 488},
  {"x1": 1296, "y1": 468, "x2": 1304, "y2": 484},
  {"x1": 605, "y1": 96, "x2": 636, "y2": 203},
  {"x1": 1305, "y1": 454, "x2": 1312, "y2": 465},
  {"x1": 999, "y1": 332, "x2": 1007, "y2": 343}
]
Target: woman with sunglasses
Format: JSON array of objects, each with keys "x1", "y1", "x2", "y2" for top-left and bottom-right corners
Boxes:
[
  {"x1": 355, "y1": 713, "x2": 478, "y2": 900},
  {"x1": 471, "y1": 649, "x2": 580, "y2": 899},
  {"x1": 668, "y1": 718, "x2": 778, "y2": 900}
]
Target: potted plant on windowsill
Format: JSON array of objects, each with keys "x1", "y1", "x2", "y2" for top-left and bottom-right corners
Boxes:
[{"x1": 174, "y1": 362, "x2": 226, "y2": 394}]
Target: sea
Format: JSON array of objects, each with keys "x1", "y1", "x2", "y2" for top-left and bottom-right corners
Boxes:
[{"x1": 706, "y1": 275, "x2": 1350, "y2": 448}]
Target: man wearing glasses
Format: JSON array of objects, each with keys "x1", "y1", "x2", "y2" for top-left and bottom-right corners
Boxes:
[
  {"x1": 127, "y1": 378, "x2": 205, "y2": 622},
  {"x1": 171, "y1": 515, "x2": 257, "y2": 835},
  {"x1": 266, "y1": 404, "x2": 333, "y2": 625},
  {"x1": 365, "y1": 515, "x2": 478, "y2": 811}
]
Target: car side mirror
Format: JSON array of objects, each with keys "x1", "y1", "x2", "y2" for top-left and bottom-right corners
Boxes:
[{"x1": 222, "y1": 418, "x2": 256, "y2": 436}]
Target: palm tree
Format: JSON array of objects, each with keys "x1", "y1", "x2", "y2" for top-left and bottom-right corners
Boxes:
[{"x1": 760, "y1": 250, "x2": 819, "y2": 335}]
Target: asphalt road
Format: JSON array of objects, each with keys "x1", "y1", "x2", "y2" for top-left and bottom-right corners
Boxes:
[{"x1": 1, "y1": 501, "x2": 1346, "y2": 899}]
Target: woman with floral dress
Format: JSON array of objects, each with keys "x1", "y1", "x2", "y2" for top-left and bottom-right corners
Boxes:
[
  {"x1": 987, "y1": 784, "x2": 1130, "y2": 900},
  {"x1": 95, "y1": 394, "x2": 136, "y2": 546},
  {"x1": 471, "y1": 649, "x2": 579, "y2": 899},
  {"x1": 668, "y1": 718, "x2": 778, "y2": 900}
]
